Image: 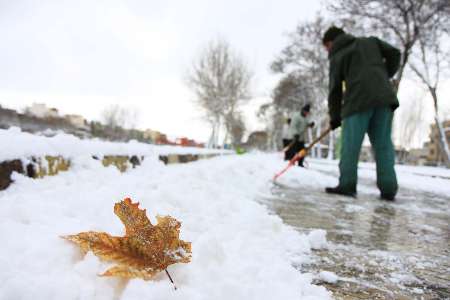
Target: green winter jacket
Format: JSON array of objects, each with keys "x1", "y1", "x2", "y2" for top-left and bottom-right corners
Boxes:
[{"x1": 328, "y1": 34, "x2": 400, "y2": 123}]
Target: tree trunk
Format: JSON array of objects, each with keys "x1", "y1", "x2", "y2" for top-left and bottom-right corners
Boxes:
[
  {"x1": 223, "y1": 125, "x2": 229, "y2": 146},
  {"x1": 434, "y1": 115, "x2": 450, "y2": 167},
  {"x1": 215, "y1": 120, "x2": 221, "y2": 148},
  {"x1": 430, "y1": 88, "x2": 450, "y2": 167},
  {"x1": 208, "y1": 119, "x2": 221, "y2": 148},
  {"x1": 391, "y1": 46, "x2": 411, "y2": 143},
  {"x1": 207, "y1": 125, "x2": 215, "y2": 149},
  {"x1": 393, "y1": 48, "x2": 410, "y2": 93}
]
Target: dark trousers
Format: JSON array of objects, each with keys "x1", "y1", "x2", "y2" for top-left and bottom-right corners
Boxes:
[
  {"x1": 286, "y1": 140, "x2": 305, "y2": 166},
  {"x1": 282, "y1": 139, "x2": 292, "y2": 160}
]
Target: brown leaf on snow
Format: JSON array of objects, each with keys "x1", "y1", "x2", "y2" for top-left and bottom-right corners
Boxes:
[{"x1": 62, "y1": 197, "x2": 191, "y2": 281}]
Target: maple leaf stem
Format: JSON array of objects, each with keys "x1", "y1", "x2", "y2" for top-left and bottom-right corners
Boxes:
[{"x1": 165, "y1": 269, "x2": 177, "y2": 290}]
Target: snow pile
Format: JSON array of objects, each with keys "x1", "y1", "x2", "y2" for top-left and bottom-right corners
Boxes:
[
  {"x1": 307, "y1": 229, "x2": 328, "y2": 250},
  {"x1": 0, "y1": 127, "x2": 231, "y2": 161},
  {"x1": 0, "y1": 153, "x2": 331, "y2": 300},
  {"x1": 318, "y1": 271, "x2": 339, "y2": 284}
]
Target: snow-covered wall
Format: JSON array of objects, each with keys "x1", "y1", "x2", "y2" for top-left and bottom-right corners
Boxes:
[
  {"x1": 0, "y1": 127, "x2": 232, "y2": 190},
  {"x1": 0, "y1": 127, "x2": 231, "y2": 162}
]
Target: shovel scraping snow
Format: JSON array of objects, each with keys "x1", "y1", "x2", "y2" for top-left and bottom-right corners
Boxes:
[{"x1": 273, "y1": 128, "x2": 332, "y2": 182}]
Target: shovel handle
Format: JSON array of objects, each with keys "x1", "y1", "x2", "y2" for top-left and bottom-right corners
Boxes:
[
  {"x1": 305, "y1": 127, "x2": 332, "y2": 153},
  {"x1": 273, "y1": 128, "x2": 331, "y2": 181}
]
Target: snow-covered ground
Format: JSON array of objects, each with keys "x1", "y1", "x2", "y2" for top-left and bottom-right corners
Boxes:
[
  {"x1": 0, "y1": 127, "x2": 231, "y2": 162},
  {"x1": 1, "y1": 128, "x2": 448, "y2": 300},
  {"x1": 0, "y1": 151, "x2": 332, "y2": 300}
]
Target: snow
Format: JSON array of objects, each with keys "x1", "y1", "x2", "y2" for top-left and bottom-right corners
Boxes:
[
  {"x1": 0, "y1": 127, "x2": 231, "y2": 161},
  {"x1": 1, "y1": 128, "x2": 448, "y2": 299},
  {"x1": 411, "y1": 288, "x2": 424, "y2": 294},
  {"x1": 0, "y1": 148, "x2": 331, "y2": 299},
  {"x1": 307, "y1": 230, "x2": 328, "y2": 250},
  {"x1": 344, "y1": 204, "x2": 364, "y2": 213},
  {"x1": 389, "y1": 272, "x2": 420, "y2": 285},
  {"x1": 318, "y1": 271, "x2": 338, "y2": 284}
]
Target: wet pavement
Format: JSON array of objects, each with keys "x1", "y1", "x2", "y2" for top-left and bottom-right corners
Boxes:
[{"x1": 260, "y1": 168, "x2": 450, "y2": 299}]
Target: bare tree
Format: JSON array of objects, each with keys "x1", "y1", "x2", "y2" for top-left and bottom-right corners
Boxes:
[
  {"x1": 270, "y1": 15, "x2": 338, "y2": 157},
  {"x1": 225, "y1": 112, "x2": 246, "y2": 145},
  {"x1": 102, "y1": 104, "x2": 126, "y2": 129},
  {"x1": 408, "y1": 28, "x2": 450, "y2": 166},
  {"x1": 259, "y1": 74, "x2": 313, "y2": 150},
  {"x1": 257, "y1": 103, "x2": 284, "y2": 150},
  {"x1": 187, "y1": 39, "x2": 252, "y2": 147},
  {"x1": 328, "y1": 0, "x2": 450, "y2": 91},
  {"x1": 271, "y1": 15, "x2": 329, "y2": 113},
  {"x1": 271, "y1": 73, "x2": 313, "y2": 111},
  {"x1": 125, "y1": 108, "x2": 140, "y2": 130},
  {"x1": 101, "y1": 104, "x2": 140, "y2": 129}
]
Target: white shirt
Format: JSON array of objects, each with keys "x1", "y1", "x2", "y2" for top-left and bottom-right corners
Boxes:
[{"x1": 281, "y1": 123, "x2": 290, "y2": 139}]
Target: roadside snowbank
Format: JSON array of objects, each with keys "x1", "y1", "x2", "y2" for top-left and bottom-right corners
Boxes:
[
  {"x1": 0, "y1": 127, "x2": 230, "y2": 161},
  {"x1": 0, "y1": 153, "x2": 331, "y2": 300}
]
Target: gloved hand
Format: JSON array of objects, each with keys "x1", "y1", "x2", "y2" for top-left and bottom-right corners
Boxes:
[
  {"x1": 330, "y1": 119, "x2": 341, "y2": 130},
  {"x1": 294, "y1": 134, "x2": 300, "y2": 141},
  {"x1": 308, "y1": 121, "x2": 315, "y2": 128},
  {"x1": 391, "y1": 79, "x2": 399, "y2": 89}
]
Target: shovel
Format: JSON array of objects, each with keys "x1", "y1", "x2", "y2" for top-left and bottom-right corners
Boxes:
[{"x1": 273, "y1": 128, "x2": 332, "y2": 182}]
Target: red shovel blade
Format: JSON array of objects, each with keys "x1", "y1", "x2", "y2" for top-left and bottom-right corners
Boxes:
[{"x1": 272, "y1": 149, "x2": 307, "y2": 182}]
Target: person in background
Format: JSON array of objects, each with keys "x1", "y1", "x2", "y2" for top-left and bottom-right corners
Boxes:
[
  {"x1": 322, "y1": 26, "x2": 400, "y2": 200},
  {"x1": 281, "y1": 118, "x2": 292, "y2": 161},
  {"x1": 287, "y1": 104, "x2": 315, "y2": 167}
]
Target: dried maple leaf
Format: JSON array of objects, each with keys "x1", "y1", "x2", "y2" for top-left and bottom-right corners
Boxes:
[{"x1": 62, "y1": 198, "x2": 191, "y2": 282}]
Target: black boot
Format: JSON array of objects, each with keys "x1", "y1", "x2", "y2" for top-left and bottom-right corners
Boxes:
[
  {"x1": 325, "y1": 186, "x2": 356, "y2": 198},
  {"x1": 380, "y1": 193, "x2": 395, "y2": 201}
]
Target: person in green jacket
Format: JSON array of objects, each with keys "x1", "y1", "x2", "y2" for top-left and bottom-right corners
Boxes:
[{"x1": 322, "y1": 26, "x2": 400, "y2": 201}]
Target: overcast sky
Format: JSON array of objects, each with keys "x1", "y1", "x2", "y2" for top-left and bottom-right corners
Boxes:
[
  {"x1": 0, "y1": 0, "x2": 323, "y2": 141},
  {"x1": 0, "y1": 0, "x2": 448, "y2": 145}
]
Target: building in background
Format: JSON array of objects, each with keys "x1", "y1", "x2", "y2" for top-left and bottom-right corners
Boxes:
[
  {"x1": 65, "y1": 114, "x2": 88, "y2": 130},
  {"x1": 3, "y1": 104, "x2": 204, "y2": 147},
  {"x1": 175, "y1": 137, "x2": 203, "y2": 147},
  {"x1": 244, "y1": 131, "x2": 269, "y2": 150},
  {"x1": 24, "y1": 103, "x2": 59, "y2": 118},
  {"x1": 406, "y1": 147, "x2": 428, "y2": 166},
  {"x1": 425, "y1": 120, "x2": 450, "y2": 165},
  {"x1": 143, "y1": 129, "x2": 161, "y2": 143}
]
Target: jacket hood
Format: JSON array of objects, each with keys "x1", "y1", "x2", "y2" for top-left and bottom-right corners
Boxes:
[{"x1": 329, "y1": 34, "x2": 356, "y2": 58}]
